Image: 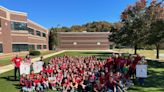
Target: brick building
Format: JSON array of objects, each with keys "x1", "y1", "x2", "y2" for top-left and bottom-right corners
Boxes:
[
  {"x1": 0, "y1": 6, "x2": 48, "y2": 54},
  {"x1": 58, "y1": 32, "x2": 113, "y2": 50}
]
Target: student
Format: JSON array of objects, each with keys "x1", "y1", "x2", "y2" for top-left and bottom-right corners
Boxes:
[
  {"x1": 24, "y1": 54, "x2": 31, "y2": 64},
  {"x1": 138, "y1": 56, "x2": 147, "y2": 85},
  {"x1": 34, "y1": 75, "x2": 44, "y2": 91},
  {"x1": 106, "y1": 76, "x2": 116, "y2": 92},
  {"x1": 22, "y1": 75, "x2": 34, "y2": 92},
  {"x1": 20, "y1": 74, "x2": 26, "y2": 88},
  {"x1": 11, "y1": 54, "x2": 22, "y2": 80}
]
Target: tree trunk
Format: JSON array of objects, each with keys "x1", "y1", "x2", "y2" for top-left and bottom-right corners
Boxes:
[
  {"x1": 156, "y1": 43, "x2": 159, "y2": 59},
  {"x1": 134, "y1": 44, "x2": 137, "y2": 54}
]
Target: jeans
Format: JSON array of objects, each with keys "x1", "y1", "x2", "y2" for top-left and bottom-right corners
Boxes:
[
  {"x1": 139, "y1": 78, "x2": 144, "y2": 85},
  {"x1": 107, "y1": 88, "x2": 113, "y2": 92},
  {"x1": 14, "y1": 67, "x2": 20, "y2": 80}
]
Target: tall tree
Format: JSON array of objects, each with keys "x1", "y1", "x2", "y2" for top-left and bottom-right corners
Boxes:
[
  {"x1": 145, "y1": 0, "x2": 164, "y2": 59},
  {"x1": 49, "y1": 28, "x2": 59, "y2": 50},
  {"x1": 120, "y1": 0, "x2": 147, "y2": 54}
]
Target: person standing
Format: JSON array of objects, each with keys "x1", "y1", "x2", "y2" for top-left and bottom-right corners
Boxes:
[
  {"x1": 11, "y1": 54, "x2": 22, "y2": 80},
  {"x1": 24, "y1": 54, "x2": 31, "y2": 64}
]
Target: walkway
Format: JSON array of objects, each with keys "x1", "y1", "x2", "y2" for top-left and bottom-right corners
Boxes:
[{"x1": 0, "y1": 50, "x2": 65, "y2": 74}]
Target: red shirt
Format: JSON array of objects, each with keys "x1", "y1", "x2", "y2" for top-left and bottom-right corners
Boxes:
[
  {"x1": 29, "y1": 73, "x2": 35, "y2": 79},
  {"x1": 12, "y1": 57, "x2": 22, "y2": 68},
  {"x1": 34, "y1": 79, "x2": 40, "y2": 85},
  {"x1": 99, "y1": 76, "x2": 105, "y2": 84}
]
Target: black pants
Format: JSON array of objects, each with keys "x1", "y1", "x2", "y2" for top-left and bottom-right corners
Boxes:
[{"x1": 14, "y1": 67, "x2": 20, "y2": 80}]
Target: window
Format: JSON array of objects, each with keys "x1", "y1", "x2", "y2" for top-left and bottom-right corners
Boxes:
[
  {"x1": 36, "y1": 31, "x2": 41, "y2": 36},
  {"x1": 37, "y1": 45, "x2": 42, "y2": 49},
  {"x1": 27, "y1": 27, "x2": 35, "y2": 35},
  {"x1": 42, "y1": 33, "x2": 46, "y2": 37},
  {"x1": 0, "y1": 44, "x2": 3, "y2": 53},
  {"x1": 12, "y1": 44, "x2": 28, "y2": 52},
  {"x1": 43, "y1": 45, "x2": 47, "y2": 49},
  {"x1": 11, "y1": 21, "x2": 27, "y2": 30},
  {"x1": 28, "y1": 44, "x2": 35, "y2": 50}
]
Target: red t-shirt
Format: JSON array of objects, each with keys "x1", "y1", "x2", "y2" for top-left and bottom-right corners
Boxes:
[
  {"x1": 34, "y1": 79, "x2": 40, "y2": 85},
  {"x1": 12, "y1": 57, "x2": 22, "y2": 68},
  {"x1": 29, "y1": 73, "x2": 35, "y2": 79},
  {"x1": 99, "y1": 76, "x2": 105, "y2": 84}
]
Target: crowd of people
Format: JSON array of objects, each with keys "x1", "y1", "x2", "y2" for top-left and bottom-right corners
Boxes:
[{"x1": 12, "y1": 53, "x2": 147, "y2": 92}]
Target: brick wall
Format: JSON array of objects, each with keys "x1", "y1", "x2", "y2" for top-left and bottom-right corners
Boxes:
[{"x1": 58, "y1": 32, "x2": 112, "y2": 50}]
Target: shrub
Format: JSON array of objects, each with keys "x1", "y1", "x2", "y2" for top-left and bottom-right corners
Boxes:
[{"x1": 29, "y1": 50, "x2": 41, "y2": 56}]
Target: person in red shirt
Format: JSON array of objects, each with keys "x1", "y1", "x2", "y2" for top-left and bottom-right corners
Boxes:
[{"x1": 11, "y1": 54, "x2": 22, "y2": 80}]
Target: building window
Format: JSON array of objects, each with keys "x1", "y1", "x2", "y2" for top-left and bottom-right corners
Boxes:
[
  {"x1": 36, "y1": 31, "x2": 41, "y2": 36},
  {"x1": 97, "y1": 42, "x2": 101, "y2": 45},
  {"x1": 28, "y1": 44, "x2": 35, "y2": 50},
  {"x1": 37, "y1": 45, "x2": 42, "y2": 49},
  {"x1": 28, "y1": 27, "x2": 35, "y2": 35},
  {"x1": 12, "y1": 44, "x2": 28, "y2": 52},
  {"x1": 11, "y1": 21, "x2": 27, "y2": 30},
  {"x1": 73, "y1": 42, "x2": 77, "y2": 45},
  {"x1": 43, "y1": 45, "x2": 47, "y2": 49},
  {"x1": 0, "y1": 44, "x2": 3, "y2": 53},
  {"x1": 42, "y1": 33, "x2": 46, "y2": 37}
]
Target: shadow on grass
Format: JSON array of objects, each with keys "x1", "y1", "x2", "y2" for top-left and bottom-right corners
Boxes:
[
  {"x1": 129, "y1": 60, "x2": 164, "y2": 91},
  {"x1": 0, "y1": 76, "x2": 17, "y2": 81}
]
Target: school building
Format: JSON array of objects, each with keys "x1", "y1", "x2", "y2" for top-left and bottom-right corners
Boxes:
[
  {"x1": 58, "y1": 32, "x2": 114, "y2": 50},
  {"x1": 0, "y1": 6, "x2": 49, "y2": 54}
]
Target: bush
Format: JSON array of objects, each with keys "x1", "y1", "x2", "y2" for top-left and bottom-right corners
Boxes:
[{"x1": 29, "y1": 50, "x2": 41, "y2": 56}]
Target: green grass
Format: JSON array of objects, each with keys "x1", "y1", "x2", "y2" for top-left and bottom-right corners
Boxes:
[
  {"x1": 0, "y1": 50, "x2": 55, "y2": 66},
  {"x1": 113, "y1": 49, "x2": 164, "y2": 60},
  {"x1": 0, "y1": 51, "x2": 164, "y2": 92}
]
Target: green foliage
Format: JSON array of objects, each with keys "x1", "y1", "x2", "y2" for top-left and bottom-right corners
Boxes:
[
  {"x1": 29, "y1": 50, "x2": 41, "y2": 56},
  {"x1": 109, "y1": 0, "x2": 164, "y2": 56},
  {"x1": 49, "y1": 28, "x2": 59, "y2": 50},
  {"x1": 50, "y1": 21, "x2": 122, "y2": 32}
]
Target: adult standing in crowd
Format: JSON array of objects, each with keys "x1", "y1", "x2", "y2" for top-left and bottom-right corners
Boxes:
[{"x1": 11, "y1": 54, "x2": 22, "y2": 80}]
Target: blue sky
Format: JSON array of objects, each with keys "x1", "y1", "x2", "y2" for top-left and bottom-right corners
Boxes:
[{"x1": 0, "y1": 0, "x2": 144, "y2": 29}]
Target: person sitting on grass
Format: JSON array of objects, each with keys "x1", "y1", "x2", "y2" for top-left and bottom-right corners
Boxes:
[
  {"x1": 22, "y1": 75, "x2": 34, "y2": 92},
  {"x1": 33, "y1": 75, "x2": 43, "y2": 92}
]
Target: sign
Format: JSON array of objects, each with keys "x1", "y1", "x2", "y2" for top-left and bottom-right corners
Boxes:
[
  {"x1": 20, "y1": 63, "x2": 30, "y2": 75},
  {"x1": 136, "y1": 65, "x2": 147, "y2": 78},
  {"x1": 33, "y1": 61, "x2": 44, "y2": 73}
]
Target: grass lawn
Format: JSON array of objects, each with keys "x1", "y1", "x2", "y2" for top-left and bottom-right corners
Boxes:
[
  {"x1": 113, "y1": 49, "x2": 164, "y2": 60},
  {"x1": 0, "y1": 51, "x2": 164, "y2": 92},
  {"x1": 0, "y1": 50, "x2": 55, "y2": 66}
]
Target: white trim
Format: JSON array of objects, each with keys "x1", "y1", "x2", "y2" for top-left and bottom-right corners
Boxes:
[
  {"x1": 11, "y1": 34, "x2": 28, "y2": 36},
  {"x1": 27, "y1": 19, "x2": 47, "y2": 31},
  {"x1": 0, "y1": 6, "x2": 27, "y2": 16},
  {"x1": 11, "y1": 30, "x2": 28, "y2": 34},
  {"x1": 28, "y1": 35, "x2": 47, "y2": 40},
  {"x1": 10, "y1": 20, "x2": 27, "y2": 23},
  {"x1": 0, "y1": 16, "x2": 9, "y2": 21},
  {"x1": 58, "y1": 32, "x2": 110, "y2": 34},
  {"x1": 12, "y1": 42, "x2": 29, "y2": 44}
]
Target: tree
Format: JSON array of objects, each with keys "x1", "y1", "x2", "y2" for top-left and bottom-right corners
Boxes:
[
  {"x1": 145, "y1": 0, "x2": 164, "y2": 59},
  {"x1": 49, "y1": 28, "x2": 59, "y2": 50},
  {"x1": 120, "y1": 0, "x2": 147, "y2": 54}
]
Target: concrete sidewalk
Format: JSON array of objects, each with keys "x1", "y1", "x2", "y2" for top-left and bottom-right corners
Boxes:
[{"x1": 0, "y1": 50, "x2": 65, "y2": 74}]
